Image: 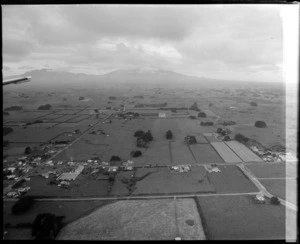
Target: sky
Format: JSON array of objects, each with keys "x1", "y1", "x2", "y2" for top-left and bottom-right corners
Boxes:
[{"x1": 2, "y1": 4, "x2": 286, "y2": 82}]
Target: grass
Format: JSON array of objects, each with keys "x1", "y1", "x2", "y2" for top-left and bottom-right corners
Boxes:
[
  {"x1": 207, "y1": 165, "x2": 258, "y2": 193},
  {"x1": 197, "y1": 195, "x2": 286, "y2": 240},
  {"x1": 189, "y1": 144, "x2": 224, "y2": 164},
  {"x1": 132, "y1": 167, "x2": 215, "y2": 195},
  {"x1": 245, "y1": 163, "x2": 295, "y2": 178},
  {"x1": 57, "y1": 199, "x2": 206, "y2": 240}
]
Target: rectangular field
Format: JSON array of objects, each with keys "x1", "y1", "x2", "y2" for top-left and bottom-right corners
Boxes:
[
  {"x1": 57, "y1": 199, "x2": 206, "y2": 240},
  {"x1": 68, "y1": 114, "x2": 91, "y2": 122},
  {"x1": 51, "y1": 114, "x2": 79, "y2": 122},
  {"x1": 210, "y1": 142, "x2": 242, "y2": 163},
  {"x1": 132, "y1": 167, "x2": 215, "y2": 195},
  {"x1": 203, "y1": 109, "x2": 219, "y2": 117},
  {"x1": 3, "y1": 127, "x2": 74, "y2": 143},
  {"x1": 196, "y1": 195, "x2": 287, "y2": 240},
  {"x1": 53, "y1": 110, "x2": 78, "y2": 115},
  {"x1": 4, "y1": 111, "x2": 51, "y2": 122},
  {"x1": 259, "y1": 179, "x2": 297, "y2": 205},
  {"x1": 189, "y1": 144, "x2": 224, "y2": 164},
  {"x1": 245, "y1": 163, "x2": 297, "y2": 179},
  {"x1": 171, "y1": 141, "x2": 196, "y2": 165},
  {"x1": 225, "y1": 141, "x2": 263, "y2": 162},
  {"x1": 207, "y1": 165, "x2": 258, "y2": 193}
]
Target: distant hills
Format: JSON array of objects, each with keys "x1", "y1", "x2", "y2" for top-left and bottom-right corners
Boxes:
[{"x1": 3, "y1": 68, "x2": 276, "y2": 88}]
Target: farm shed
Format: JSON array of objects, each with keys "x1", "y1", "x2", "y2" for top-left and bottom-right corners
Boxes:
[{"x1": 158, "y1": 112, "x2": 166, "y2": 118}]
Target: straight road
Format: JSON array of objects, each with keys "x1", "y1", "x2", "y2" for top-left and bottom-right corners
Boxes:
[
  {"x1": 3, "y1": 192, "x2": 260, "y2": 202},
  {"x1": 237, "y1": 163, "x2": 297, "y2": 211}
]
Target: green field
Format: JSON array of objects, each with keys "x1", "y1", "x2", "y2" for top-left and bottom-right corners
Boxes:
[
  {"x1": 207, "y1": 165, "x2": 258, "y2": 193},
  {"x1": 57, "y1": 199, "x2": 206, "y2": 240},
  {"x1": 196, "y1": 195, "x2": 287, "y2": 240}
]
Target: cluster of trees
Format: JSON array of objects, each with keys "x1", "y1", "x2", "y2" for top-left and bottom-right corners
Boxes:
[
  {"x1": 189, "y1": 102, "x2": 200, "y2": 112},
  {"x1": 234, "y1": 133, "x2": 250, "y2": 144},
  {"x1": 78, "y1": 96, "x2": 85, "y2": 100},
  {"x1": 184, "y1": 135, "x2": 197, "y2": 144},
  {"x1": 38, "y1": 104, "x2": 52, "y2": 110},
  {"x1": 189, "y1": 115, "x2": 197, "y2": 119},
  {"x1": 32, "y1": 213, "x2": 65, "y2": 240},
  {"x1": 198, "y1": 112, "x2": 207, "y2": 118},
  {"x1": 200, "y1": 122, "x2": 214, "y2": 126},
  {"x1": 109, "y1": 96, "x2": 117, "y2": 100},
  {"x1": 166, "y1": 130, "x2": 173, "y2": 139},
  {"x1": 130, "y1": 150, "x2": 142, "y2": 157},
  {"x1": 134, "y1": 130, "x2": 153, "y2": 148},
  {"x1": 220, "y1": 121, "x2": 236, "y2": 126},
  {"x1": 110, "y1": 155, "x2": 121, "y2": 161},
  {"x1": 25, "y1": 146, "x2": 32, "y2": 154},
  {"x1": 3, "y1": 127, "x2": 14, "y2": 136},
  {"x1": 135, "y1": 102, "x2": 167, "y2": 108},
  {"x1": 3, "y1": 111, "x2": 10, "y2": 116},
  {"x1": 255, "y1": 121, "x2": 267, "y2": 128},
  {"x1": 4, "y1": 106, "x2": 23, "y2": 111},
  {"x1": 250, "y1": 101, "x2": 258, "y2": 106}
]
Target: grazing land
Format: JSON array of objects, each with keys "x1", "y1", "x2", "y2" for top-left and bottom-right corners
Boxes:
[
  {"x1": 206, "y1": 165, "x2": 258, "y2": 193},
  {"x1": 245, "y1": 163, "x2": 296, "y2": 179},
  {"x1": 196, "y1": 195, "x2": 287, "y2": 240},
  {"x1": 189, "y1": 144, "x2": 224, "y2": 164},
  {"x1": 132, "y1": 167, "x2": 215, "y2": 195},
  {"x1": 57, "y1": 199, "x2": 206, "y2": 240},
  {"x1": 210, "y1": 142, "x2": 242, "y2": 163},
  {"x1": 225, "y1": 141, "x2": 264, "y2": 162},
  {"x1": 258, "y1": 179, "x2": 297, "y2": 205}
]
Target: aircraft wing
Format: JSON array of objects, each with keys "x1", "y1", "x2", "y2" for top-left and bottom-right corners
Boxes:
[{"x1": 3, "y1": 76, "x2": 31, "y2": 86}]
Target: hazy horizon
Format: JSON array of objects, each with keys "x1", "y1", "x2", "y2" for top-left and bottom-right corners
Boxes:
[{"x1": 3, "y1": 4, "x2": 286, "y2": 83}]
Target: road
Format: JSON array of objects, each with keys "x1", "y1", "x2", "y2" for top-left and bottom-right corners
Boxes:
[
  {"x1": 3, "y1": 192, "x2": 261, "y2": 202},
  {"x1": 46, "y1": 112, "x2": 114, "y2": 162},
  {"x1": 237, "y1": 163, "x2": 297, "y2": 211}
]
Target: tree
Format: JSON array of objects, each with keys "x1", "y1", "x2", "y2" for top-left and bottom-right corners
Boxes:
[
  {"x1": 25, "y1": 146, "x2": 32, "y2": 154},
  {"x1": 250, "y1": 101, "x2": 258, "y2": 106},
  {"x1": 270, "y1": 196, "x2": 280, "y2": 205},
  {"x1": 130, "y1": 150, "x2": 142, "y2": 157},
  {"x1": 198, "y1": 112, "x2": 207, "y2": 118},
  {"x1": 11, "y1": 196, "x2": 36, "y2": 215},
  {"x1": 234, "y1": 133, "x2": 250, "y2": 144},
  {"x1": 189, "y1": 115, "x2": 196, "y2": 119},
  {"x1": 110, "y1": 156, "x2": 121, "y2": 161},
  {"x1": 255, "y1": 121, "x2": 267, "y2": 128},
  {"x1": 223, "y1": 136, "x2": 231, "y2": 141},
  {"x1": 166, "y1": 130, "x2": 173, "y2": 139},
  {"x1": 190, "y1": 102, "x2": 200, "y2": 112},
  {"x1": 216, "y1": 128, "x2": 223, "y2": 134},
  {"x1": 134, "y1": 130, "x2": 145, "y2": 137}
]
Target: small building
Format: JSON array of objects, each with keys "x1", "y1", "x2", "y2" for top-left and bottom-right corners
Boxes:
[{"x1": 158, "y1": 112, "x2": 166, "y2": 118}]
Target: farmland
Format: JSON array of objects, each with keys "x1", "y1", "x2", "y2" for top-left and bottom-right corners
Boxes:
[
  {"x1": 225, "y1": 141, "x2": 263, "y2": 162},
  {"x1": 189, "y1": 144, "x2": 224, "y2": 164},
  {"x1": 132, "y1": 167, "x2": 215, "y2": 195},
  {"x1": 206, "y1": 165, "x2": 258, "y2": 193},
  {"x1": 57, "y1": 199, "x2": 206, "y2": 240},
  {"x1": 245, "y1": 163, "x2": 297, "y2": 179},
  {"x1": 210, "y1": 142, "x2": 242, "y2": 163},
  {"x1": 196, "y1": 195, "x2": 287, "y2": 240},
  {"x1": 258, "y1": 179, "x2": 297, "y2": 205}
]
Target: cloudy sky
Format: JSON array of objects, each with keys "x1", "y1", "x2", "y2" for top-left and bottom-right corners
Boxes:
[{"x1": 3, "y1": 4, "x2": 284, "y2": 82}]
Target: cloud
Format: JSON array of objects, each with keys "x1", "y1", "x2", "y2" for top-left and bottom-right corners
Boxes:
[{"x1": 2, "y1": 5, "x2": 284, "y2": 82}]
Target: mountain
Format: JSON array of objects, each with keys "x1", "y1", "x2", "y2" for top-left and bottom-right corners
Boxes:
[{"x1": 3, "y1": 67, "x2": 233, "y2": 89}]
